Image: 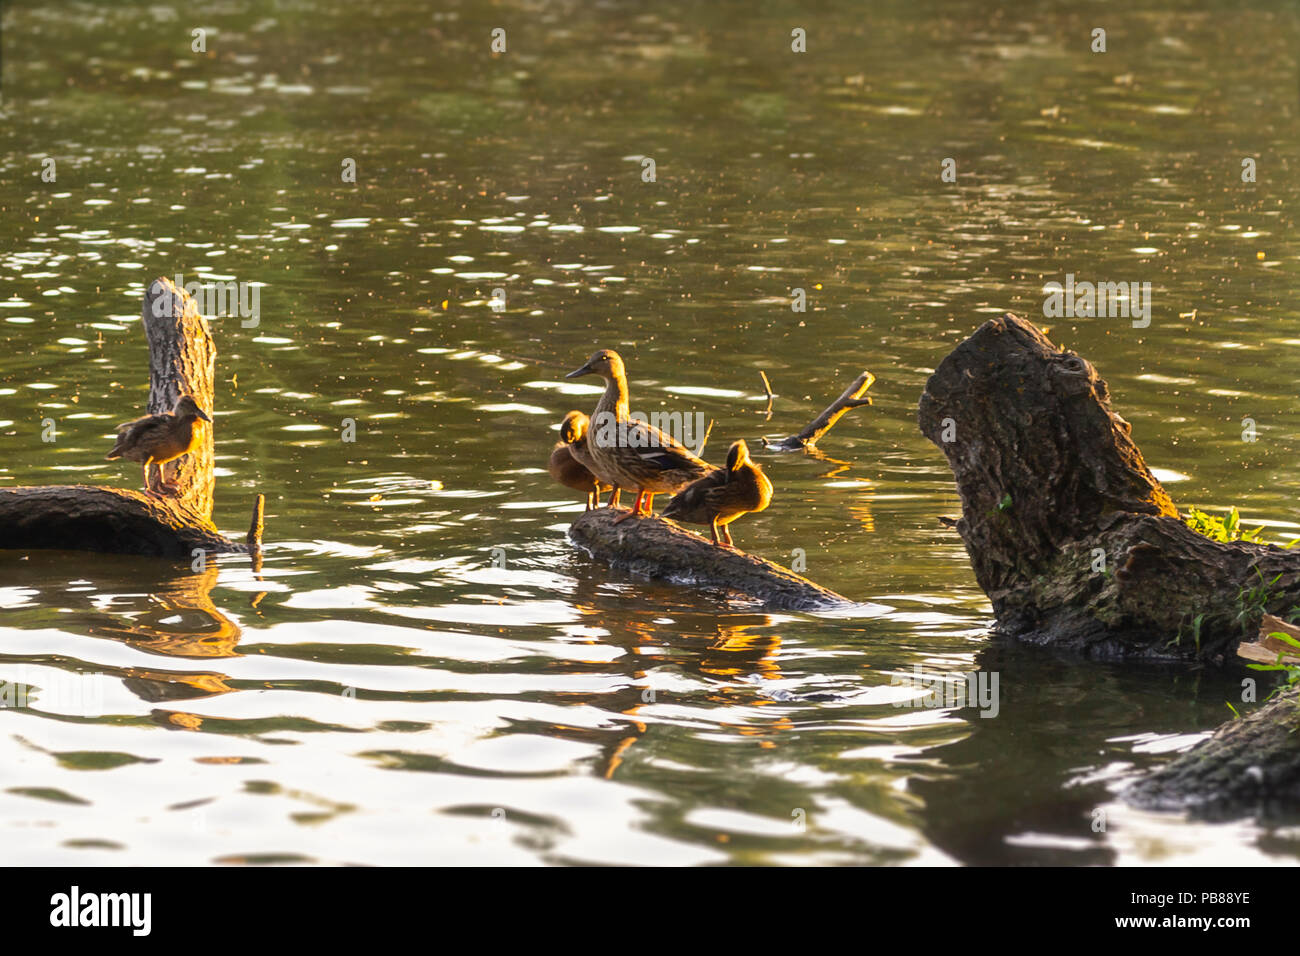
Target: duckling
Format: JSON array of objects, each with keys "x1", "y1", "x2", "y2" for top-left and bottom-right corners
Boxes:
[
  {"x1": 549, "y1": 411, "x2": 615, "y2": 509},
  {"x1": 566, "y1": 349, "x2": 714, "y2": 522},
  {"x1": 662, "y1": 439, "x2": 772, "y2": 548},
  {"x1": 555, "y1": 410, "x2": 621, "y2": 509},
  {"x1": 105, "y1": 394, "x2": 211, "y2": 496}
]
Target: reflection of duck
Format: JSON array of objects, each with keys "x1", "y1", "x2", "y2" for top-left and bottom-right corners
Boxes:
[
  {"x1": 544, "y1": 590, "x2": 785, "y2": 776},
  {"x1": 663, "y1": 440, "x2": 772, "y2": 548},
  {"x1": 105, "y1": 395, "x2": 210, "y2": 496},
  {"x1": 565, "y1": 349, "x2": 714, "y2": 522},
  {"x1": 548, "y1": 411, "x2": 613, "y2": 509}
]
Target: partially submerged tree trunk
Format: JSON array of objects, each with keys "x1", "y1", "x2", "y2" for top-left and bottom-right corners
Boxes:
[
  {"x1": 568, "y1": 509, "x2": 851, "y2": 611},
  {"x1": 918, "y1": 313, "x2": 1300, "y2": 661},
  {"x1": 1123, "y1": 688, "x2": 1300, "y2": 820},
  {"x1": 0, "y1": 485, "x2": 240, "y2": 555},
  {"x1": 0, "y1": 278, "x2": 258, "y2": 558}
]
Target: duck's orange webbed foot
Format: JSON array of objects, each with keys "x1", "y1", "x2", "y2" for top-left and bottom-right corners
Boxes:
[{"x1": 613, "y1": 491, "x2": 645, "y2": 524}]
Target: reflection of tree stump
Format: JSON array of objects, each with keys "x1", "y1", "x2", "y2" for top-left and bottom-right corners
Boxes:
[
  {"x1": 918, "y1": 313, "x2": 1300, "y2": 661},
  {"x1": 0, "y1": 549, "x2": 241, "y2": 705},
  {"x1": 92, "y1": 563, "x2": 242, "y2": 660},
  {"x1": 0, "y1": 278, "x2": 259, "y2": 557},
  {"x1": 569, "y1": 509, "x2": 851, "y2": 611}
]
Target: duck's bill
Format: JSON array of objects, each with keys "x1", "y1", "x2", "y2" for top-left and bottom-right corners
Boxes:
[{"x1": 565, "y1": 364, "x2": 592, "y2": 379}]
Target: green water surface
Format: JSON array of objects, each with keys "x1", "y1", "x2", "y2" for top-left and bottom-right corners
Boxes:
[{"x1": 0, "y1": 0, "x2": 1298, "y2": 864}]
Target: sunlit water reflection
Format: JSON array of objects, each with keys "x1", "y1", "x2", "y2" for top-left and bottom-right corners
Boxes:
[{"x1": 0, "y1": 0, "x2": 1298, "y2": 864}]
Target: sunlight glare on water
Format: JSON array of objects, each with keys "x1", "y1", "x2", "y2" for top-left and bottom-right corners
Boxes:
[{"x1": 0, "y1": 0, "x2": 1297, "y2": 865}]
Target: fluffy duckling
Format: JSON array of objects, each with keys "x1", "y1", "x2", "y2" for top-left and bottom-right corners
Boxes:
[
  {"x1": 105, "y1": 395, "x2": 211, "y2": 496},
  {"x1": 549, "y1": 410, "x2": 614, "y2": 509},
  {"x1": 557, "y1": 410, "x2": 621, "y2": 508},
  {"x1": 566, "y1": 349, "x2": 715, "y2": 522},
  {"x1": 662, "y1": 439, "x2": 772, "y2": 548}
]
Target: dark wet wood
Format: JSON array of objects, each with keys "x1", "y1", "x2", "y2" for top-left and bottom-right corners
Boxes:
[
  {"x1": 1123, "y1": 688, "x2": 1300, "y2": 819},
  {"x1": 918, "y1": 312, "x2": 1300, "y2": 661},
  {"x1": 0, "y1": 278, "x2": 250, "y2": 557},
  {"x1": 568, "y1": 507, "x2": 852, "y2": 611}
]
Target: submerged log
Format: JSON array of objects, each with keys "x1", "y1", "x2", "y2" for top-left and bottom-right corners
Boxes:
[
  {"x1": 1123, "y1": 688, "x2": 1300, "y2": 820},
  {"x1": 568, "y1": 508, "x2": 852, "y2": 611},
  {"x1": 918, "y1": 313, "x2": 1300, "y2": 661},
  {"x1": 0, "y1": 278, "x2": 252, "y2": 558},
  {"x1": 1125, "y1": 615, "x2": 1300, "y2": 819},
  {"x1": 0, "y1": 486, "x2": 238, "y2": 555}
]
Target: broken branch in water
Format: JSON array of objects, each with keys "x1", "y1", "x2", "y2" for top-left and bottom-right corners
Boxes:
[
  {"x1": 918, "y1": 312, "x2": 1300, "y2": 661},
  {"x1": 761, "y1": 371, "x2": 874, "y2": 452},
  {"x1": 694, "y1": 418, "x2": 714, "y2": 459},
  {"x1": 758, "y1": 371, "x2": 775, "y2": 421}
]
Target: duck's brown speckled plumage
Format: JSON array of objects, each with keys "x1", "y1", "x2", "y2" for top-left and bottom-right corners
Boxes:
[
  {"x1": 105, "y1": 395, "x2": 210, "y2": 496},
  {"x1": 662, "y1": 439, "x2": 772, "y2": 547},
  {"x1": 565, "y1": 349, "x2": 714, "y2": 521},
  {"x1": 548, "y1": 411, "x2": 615, "y2": 509}
]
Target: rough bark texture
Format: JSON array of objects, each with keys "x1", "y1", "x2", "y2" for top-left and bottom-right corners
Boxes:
[
  {"x1": 0, "y1": 278, "x2": 248, "y2": 557},
  {"x1": 1124, "y1": 689, "x2": 1300, "y2": 820},
  {"x1": 568, "y1": 509, "x2": 852, "y2": 611},
  {"x1": 918, "y1": 313, "x2": 1300, "y2": 661},
  {"x1": 0, "y1": 486, "x2": 233, "y2": 556},
  {"x1": 143, "y1": 276, "x2": 216, "y2": 513}
]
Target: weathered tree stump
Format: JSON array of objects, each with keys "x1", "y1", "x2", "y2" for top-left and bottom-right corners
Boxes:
[
  {"x1": 918, "y1": 313, "x2": 1300, "y2": 661},
  {"x1": 568, "y1": 509, "x2": 852, "y2": 611},
  {"x1": 0, "y1": 278, "x2": 258, "y2": 558}
]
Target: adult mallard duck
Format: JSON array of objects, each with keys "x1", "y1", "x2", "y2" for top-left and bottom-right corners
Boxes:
[
  {"x1": 566, "y1": 349, "x2": 714, "y2": 522},
  {"x1": 662, "y1": 439, "x2": 772, "y2": 548},
  {"x1": 105, "y1": 394, "x2": 211, "y2": 496},
  {"x1": 549, "y1": 410, "x2": 615, "y2": 509}
]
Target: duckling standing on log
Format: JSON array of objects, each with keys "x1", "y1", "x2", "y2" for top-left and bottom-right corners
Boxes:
[
  {"x1": 557, "y1": 410, "x2": 622, "y2": 509},
  {"x1": 549, "y1": 410, "x2": 616, "y2": 509},
  {"x1": 105, "y1": 395, "x2": 211, "y2": 497},
  {"x1": 565, "y1": 349, "x2": 714, "y2": 523},
  {"x1": 662, "y1": 439, "x2": 772, "y2": 548}
]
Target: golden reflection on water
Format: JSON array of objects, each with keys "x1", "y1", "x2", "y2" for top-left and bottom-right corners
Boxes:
[
  {"x1": 90, "y1": 563, "x2": 242, "y2": 659},
  {"x1": 0, "y1": 0, "x2": 1297, "y2": 866}
]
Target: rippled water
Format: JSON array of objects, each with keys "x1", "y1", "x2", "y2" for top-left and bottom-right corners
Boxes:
[{"x1": 1, "y1": 0, "x2": 1298, "y2": 864}]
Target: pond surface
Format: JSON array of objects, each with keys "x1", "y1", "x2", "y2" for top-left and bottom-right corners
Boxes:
[{"x1": 1, "y1": 0, "x2": 1298, "y2": 864}]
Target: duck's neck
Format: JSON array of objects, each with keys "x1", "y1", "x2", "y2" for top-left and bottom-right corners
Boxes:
[{"x1": 595, "y1": 372, "x2": 629, "y2": 422}]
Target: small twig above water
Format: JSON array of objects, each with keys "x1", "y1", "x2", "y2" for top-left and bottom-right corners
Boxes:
[{"x1": 695, "y1": 418, "x2": 714, "y2": 459}]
